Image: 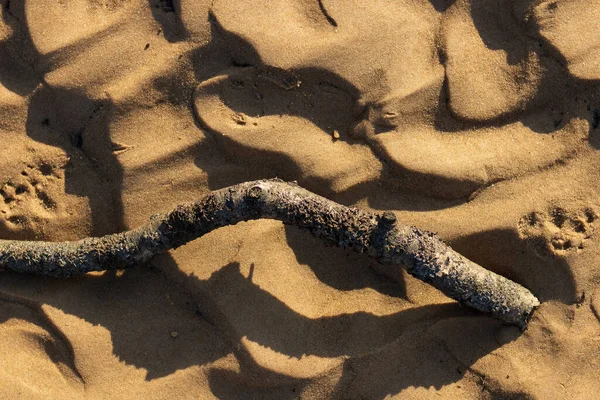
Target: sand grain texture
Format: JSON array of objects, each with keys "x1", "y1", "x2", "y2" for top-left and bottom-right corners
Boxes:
[{"x1": 1, "y1": 0, "x2": 600, "y2": 398}]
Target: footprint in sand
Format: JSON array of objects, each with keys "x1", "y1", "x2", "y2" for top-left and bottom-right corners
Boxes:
[
  {"x1": 0, "y1": 161, "x2": 64, "y2": 239},
  {"x1": 193, "y1": 66, "x2": 382, "y2": 194},
  {"x1": 518, "y1": 205, "x2": 599, "y2": 257}
]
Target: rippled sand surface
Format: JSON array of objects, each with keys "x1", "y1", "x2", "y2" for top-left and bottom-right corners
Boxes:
[{"x1": 1, "y1": 1, "x2": 600, "y2": 398}]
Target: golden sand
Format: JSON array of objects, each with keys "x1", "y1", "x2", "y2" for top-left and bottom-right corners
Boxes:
[{"x1": 1, "y1": 0, "x2": 599, "y2": 398}]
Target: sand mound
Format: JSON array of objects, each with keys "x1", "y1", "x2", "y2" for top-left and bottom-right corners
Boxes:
[{"x1": 1, "y1": 0, "x2": 600, "y2": 398}]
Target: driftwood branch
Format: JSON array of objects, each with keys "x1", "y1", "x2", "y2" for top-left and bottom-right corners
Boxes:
[{"x1": 0, "y1": 179, "x2": 539, "y2": 328}]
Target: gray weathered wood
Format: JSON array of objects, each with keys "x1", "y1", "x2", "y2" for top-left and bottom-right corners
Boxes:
[{"x1": 0, "y1": 179, "x2": 539, "y2": 328}]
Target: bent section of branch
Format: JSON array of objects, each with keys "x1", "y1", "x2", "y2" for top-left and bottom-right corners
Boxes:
[{"x1": 0, "y1": 179, "x2": 539, "y2": 328}]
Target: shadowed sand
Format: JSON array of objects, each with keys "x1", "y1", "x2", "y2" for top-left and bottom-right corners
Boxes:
[{"x1": 1, "y1": 0, "x2": 600, "y2": 398}]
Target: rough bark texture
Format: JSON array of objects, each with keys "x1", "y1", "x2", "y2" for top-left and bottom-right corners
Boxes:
[{"x1": 0, "y1": 179, "x2": 539, "y2": 328}]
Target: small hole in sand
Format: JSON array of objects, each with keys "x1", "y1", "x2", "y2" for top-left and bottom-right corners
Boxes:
[
  {"x1": 0, "y1": 189, "x2": 13, "y2": 203},
  {"x1": 524, "y1": 212, "x2": 540, "y2": 226},
  {"x1": 584, "y1": 208, "x2": 597, "y2": 223},
  {"x1": 550, "y1": 208, "x2": 567, "y2": 228},
  {"x1": 36, "y1": 190, "x2": 56, "y2": 210},
  {"x1": 39, "y1": 163, "x2": 53, "y2": 176},
  {"x1": 71, "y1": 132, "x2": 83, "y2": 148},
  {"x1": 8, "y1": 215, "x2": 27, "y2": 225},
  {"x1": 573, "y1": 219, "x2": 587, "y2": 233}
]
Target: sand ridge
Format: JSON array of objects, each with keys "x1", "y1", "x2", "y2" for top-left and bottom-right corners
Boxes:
[{"x1": 1, "y1": 0, "x2": 600, "y2": 398}]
